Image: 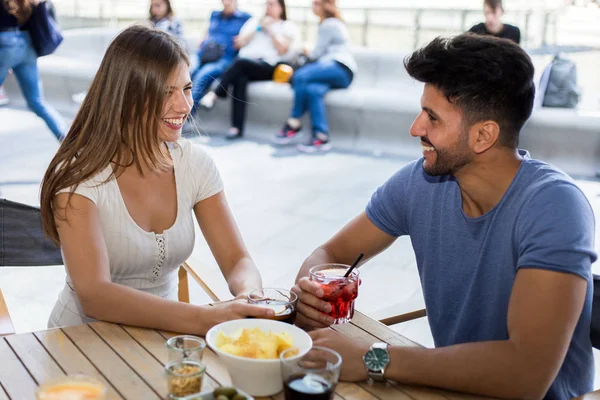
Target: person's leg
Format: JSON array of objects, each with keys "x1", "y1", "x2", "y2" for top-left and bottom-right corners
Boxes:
[
  {"x1": 305, "y1": 82, "x2": 331, "y2": 136},
  {"x1": 11, "y1": 39, "x2": 66, "y2": 141},
  {"x1": 191, "y1": 58, "x2": 229, "y2": 113},
  {"x1": 229, "y1": 60, "x2": 274, "y2": 135}
]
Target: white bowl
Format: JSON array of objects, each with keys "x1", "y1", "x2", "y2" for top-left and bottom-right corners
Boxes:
[{"x1": 205, "y1": 319, "x2": 312, "y2": 397}]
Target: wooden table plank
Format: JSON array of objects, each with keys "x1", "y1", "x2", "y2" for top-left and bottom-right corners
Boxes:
[
  {"x1": 0, "y1": 337, "x2": 38, "y2": 399},
  {"x1": 351, "y1": 312, "x2": 422, "y2": 348},
  {"x1": 5, "y1": 333, "x2": 65, "y2": 386},
  {"x1": 34, "y1": 329, "x2": 122, "y2": 400},
  {"x1": 121, "y1": 325, "x2": 219, "y2": 392},
  {"x1": 62, "y1": 324, "x2": 160, "y2": 400},
  {"x1": 89, "y1": 322, "x2": 168, "y2": 398},
  {"x1": 357, "y1": 382, "x2": 413, "y2": 400}
]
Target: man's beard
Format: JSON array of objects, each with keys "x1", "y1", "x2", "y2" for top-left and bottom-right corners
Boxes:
[{"x1": 422, "y1": 131, "x2": 472, "y2": 176}]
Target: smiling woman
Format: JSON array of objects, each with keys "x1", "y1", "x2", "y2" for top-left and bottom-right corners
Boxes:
[{"x1": 38, "y1": 25, "x2": 274, "y2": 335}]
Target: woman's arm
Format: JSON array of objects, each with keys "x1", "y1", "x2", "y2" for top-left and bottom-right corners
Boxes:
[
  {"x1": 56, "y1": 193, "x2": 270, "y2": 335},
  {"x1": 194, "y1": 191, "x2": 262, "y2": 297},
  {"x1": 308, "y1": 20, "x2": 337, "y2": 60}
]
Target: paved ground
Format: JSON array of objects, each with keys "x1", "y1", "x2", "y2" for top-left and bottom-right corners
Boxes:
[{"x1": 2, "y1": 104, "x2": 600, "y2": 387}]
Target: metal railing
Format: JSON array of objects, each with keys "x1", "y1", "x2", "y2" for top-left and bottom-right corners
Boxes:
[{"x1": 52, "y1": 0, "x2": 562, "y2": 50}]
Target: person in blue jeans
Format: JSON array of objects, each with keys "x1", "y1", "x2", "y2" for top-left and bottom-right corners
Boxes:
[
  {"x1": 190, "y1": 0, "x2": 251, "y2": 114},
  {"x1": 0, "y1": 0, "x2": 66, "y2": 141},
  {"x1": 273, "y1": 0, "x2": 356, "y2": 153}
]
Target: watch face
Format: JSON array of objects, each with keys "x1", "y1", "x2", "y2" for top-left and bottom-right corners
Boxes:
[{"x1": 364, "y1": 347, "x2": 390, "y2": 370}]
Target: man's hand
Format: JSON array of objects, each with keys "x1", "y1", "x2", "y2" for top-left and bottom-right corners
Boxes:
[
  {"x1": 310, "y1": 329, "x2": 370, "y2": 382},
  {"x1": 291, "y1": 277, "x2": 335, "y2": 330}
]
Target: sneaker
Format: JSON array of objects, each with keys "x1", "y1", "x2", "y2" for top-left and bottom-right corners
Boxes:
[
  {"x1": 273, "y1": 123, "x2": 302, "y2": 145},
  {"x1": 297, "y1": 135, "x2": 332, "y2": 153},
  {"x1": 199, "y1": 92, "x2": 216, "y2": 110},
  {"x1": 0, "y1": 86, "x2": 9, "y2": 106},
  {"x1": 225, "y1": 127, "x2": 242, "y2": 140}
]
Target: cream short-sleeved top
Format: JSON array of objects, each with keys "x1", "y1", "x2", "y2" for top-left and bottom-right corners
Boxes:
[{"x1": 48, "y1": 140, "x2": 223, "y2": 328}]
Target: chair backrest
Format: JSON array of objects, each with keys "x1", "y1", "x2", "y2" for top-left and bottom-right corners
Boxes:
[
  {"x1": 0, "y1": 199, "x2": 63, "y2": 267},
  {"x1": 591, "y1": 274, "x2": 600, "y2": 349}
]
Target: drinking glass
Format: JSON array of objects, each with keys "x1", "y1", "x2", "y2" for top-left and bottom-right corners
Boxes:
[
  {"x1": 166, "y1": 335, "x2": 206, "y2": 363},
  {"x1": 280, "y1": 346, "x2": 342, "y2": 400},
  {"x1": 247, "y1": 288, "x2": 298, "y2": 324},
  {"x1": 309, "y1": 264, "x2": 359, "y2": 324}
]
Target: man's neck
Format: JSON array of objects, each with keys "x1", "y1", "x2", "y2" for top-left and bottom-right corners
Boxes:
[
  {"x1": 486, "y1": 22, "x2": 504, "y2": 35},
  {"x1": 454, "y1": 148, "x2": 523, "y2": 218}
]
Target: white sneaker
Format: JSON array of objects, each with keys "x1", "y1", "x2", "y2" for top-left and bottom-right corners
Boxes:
[
  {"x1": 0, "y1": 87, "x2": 9, "y2": 106},
  {"x1": 199, "y1": 92, "x2": 216, "y2": 110}
]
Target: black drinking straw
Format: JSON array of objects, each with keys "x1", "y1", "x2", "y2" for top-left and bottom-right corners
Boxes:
[{"x1": 344, "y1": 253, "x2": 364, "y2": 277}]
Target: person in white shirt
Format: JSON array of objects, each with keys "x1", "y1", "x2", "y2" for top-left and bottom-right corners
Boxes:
[
  {"x1": 39, "y1": 25, "x2": 274, "y2": 334},
  {"x1": 149, "y1": 0, "x2": 185, "y2": 47},
  {"x1": 199, "y1": 0, "x2": 298, "y2": 139}
]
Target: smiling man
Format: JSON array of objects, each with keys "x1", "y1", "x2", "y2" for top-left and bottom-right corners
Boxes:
[{"x1": 291, "y1": 34, "x2": 596, "y2": 400}]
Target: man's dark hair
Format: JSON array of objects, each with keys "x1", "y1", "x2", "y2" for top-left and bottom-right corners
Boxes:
[
  {"x1": 484, "y1": 0, "x2": 503, "y2": 11},
  {"x1": 404, "y1": 34, "x2": 534, "y2": 148}
]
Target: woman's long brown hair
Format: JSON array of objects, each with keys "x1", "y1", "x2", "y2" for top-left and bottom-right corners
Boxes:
[
  {"x1": 40, "y1": 25, "x2": 189, "y2": 245},
  {"x1": 2, "y1": 0, "x2": 34, "y2": 25}
]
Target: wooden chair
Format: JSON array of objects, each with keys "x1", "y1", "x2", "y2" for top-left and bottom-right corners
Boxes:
[{"x1": 0, "y1": 198, "x2": 221, "y2": 336}]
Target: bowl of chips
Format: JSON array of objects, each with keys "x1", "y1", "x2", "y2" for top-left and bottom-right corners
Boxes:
[{"x1": 205, "y1": 319, "x2": 312, "y2": 396}]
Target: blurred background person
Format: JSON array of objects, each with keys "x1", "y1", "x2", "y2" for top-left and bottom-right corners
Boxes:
[
  {"x1": 149, "y1": 0, "x2": 185, "y2": 47},
  {"x1": 190, "y1": 0, "x2": 251, "y2": 114},
  {"x1": 273, "y1": 0, "x2": 356, "y2": 153},
  {"x1": 468, "y1": 0, "x2": 521, "y2": 44},
  {"x1": 199, "y1": 0, "x2": 298, "y2": 140},
  {"x1": 0, "y1": 0, "x2": 66, "y2": 141}
]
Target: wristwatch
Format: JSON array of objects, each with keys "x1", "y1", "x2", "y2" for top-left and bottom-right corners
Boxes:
[{"x1": 362, "y1": 342, "x2": 390, "y2": 382}]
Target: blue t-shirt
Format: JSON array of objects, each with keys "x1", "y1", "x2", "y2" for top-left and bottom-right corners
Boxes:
[
  {"x1": 366, "y1": 150, "x2": 596, "y2": 400},
  {"x1": 199, "y1": 10, "x2": 251, "y2": 61}
]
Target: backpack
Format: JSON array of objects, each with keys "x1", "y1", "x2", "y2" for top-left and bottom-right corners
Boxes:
[{"x1": 539, "y1": 54, "x2": 580, "y2": 108}]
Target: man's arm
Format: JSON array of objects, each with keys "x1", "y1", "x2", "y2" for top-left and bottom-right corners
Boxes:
[
  {"x1": 293, "y1": 211, "x2": 396, "y2": 329},
  {"x1": 312, "y1": 268, "x2": 587, "y2": 399}
]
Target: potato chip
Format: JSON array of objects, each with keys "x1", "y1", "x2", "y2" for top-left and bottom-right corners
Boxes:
[{"x1": 216, "y1": 328, "x2": 299, "y2": 359}]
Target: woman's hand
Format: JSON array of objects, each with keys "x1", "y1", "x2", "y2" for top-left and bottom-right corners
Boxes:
[
  {"x1": 203, "y1": 299, "x2": 275, "y2": 332},
  {"x1": 291, "y1": 277, "x2": 335, "y2": 330}
]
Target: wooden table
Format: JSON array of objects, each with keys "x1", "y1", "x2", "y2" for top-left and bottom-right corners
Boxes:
[{"x1": 0, "y1": 311, "x2": 492, "y2": 400}]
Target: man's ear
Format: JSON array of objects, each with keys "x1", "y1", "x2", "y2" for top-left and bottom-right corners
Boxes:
[{"x1": 471, "y1": 120, "x2": 500, "y2": 154}]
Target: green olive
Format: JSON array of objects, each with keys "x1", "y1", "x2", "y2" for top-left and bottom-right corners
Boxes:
[
  {"x1": 213, "y1": 387, "x2": 238, "y2": 398},
  {"x1": 231, "y1": 394, "x2": 248, "y2": 400}
]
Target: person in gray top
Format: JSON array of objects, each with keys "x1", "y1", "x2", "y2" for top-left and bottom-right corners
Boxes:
[
  {"x1": 149, "y1": 0, "x2": 185, "y2": 48},
  {"x1": 273, "y1": 0, "x2": 356, "y2": 153}
]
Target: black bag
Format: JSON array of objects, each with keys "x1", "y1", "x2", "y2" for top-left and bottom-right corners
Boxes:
[
  {"x1": 200, "y1": 41, "x2": 224, "y2": 64},
  {"x1": 24, "y1": 0, "x2": 63, "y2": 57}
]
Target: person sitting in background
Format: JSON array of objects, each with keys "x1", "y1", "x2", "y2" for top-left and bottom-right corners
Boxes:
[
  {"x1": 292, "y1": 34, "x2": 595, "y2": 399},
  {"x1": 190, "y1": 0, "x2": 251, "y2": 113},
  {"x1": 40, "y1": 26, "x2": 274, "y2": 334},
  {"x1": 149, "y1": 0, "x2": 185, "y2": 47},
  {"x1": 468, "y1": 0, "x2": 520, "y2": 44},
  {"x1": 273, "y1": 0, "x2": 356, "y2": 153},
  {"x1": 199, "y1": 0, "x2": 298, "y2": 140},
  {"x1": 0, "y1": 0, "x2": 66, "y2": 141}
]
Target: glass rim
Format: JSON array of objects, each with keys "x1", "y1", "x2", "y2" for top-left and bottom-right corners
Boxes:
[
  {"x1": 309, "y1": 263, "x2": 360, "y2": 279},
  {"x1": 165, "y1": 360, "x2": 206, "y2": 377},
  {"x1": 279, "y1": 345, "x2": 343, "y2": 371},
  {"x1": 36, "y1": 374, "x2": 107, "y2": 393},
  {"x1": 247, "y1": 287, "x2": 298, "y2": 303},
  {"x1": 166, "y1": 335, "x2": 206, "y2": 352}
]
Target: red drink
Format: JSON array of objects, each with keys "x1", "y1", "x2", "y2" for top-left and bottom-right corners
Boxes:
[{"x1": 309, "y1": 265, "x2": 359, "y2": 324}]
